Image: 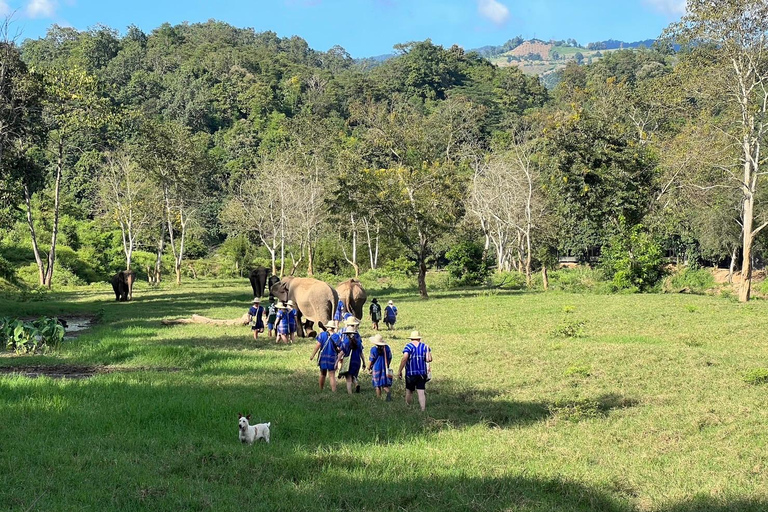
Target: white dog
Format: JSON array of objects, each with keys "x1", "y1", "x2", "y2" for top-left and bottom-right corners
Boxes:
[{"x1": 238, "y1": 414, "x2": 271, "y2": 444}]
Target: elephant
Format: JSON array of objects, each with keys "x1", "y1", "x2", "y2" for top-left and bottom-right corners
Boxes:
[
  {"x1": 267, "y1": 275, "x2": 280, "y2": 301},
  {"x1": 249, "y1": 267, "x2": 269, "y2": 298},
  {"x1": 336, "y1": 278, "x2": 367, "y2": 320},
  {"x1": 111, "y1": 270, "x2": 135, "y2": 302},
  {"x1": 270, "y1": 276, "x2": 338, "y2": 337}
]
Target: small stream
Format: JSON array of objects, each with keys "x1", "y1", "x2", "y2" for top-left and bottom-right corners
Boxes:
[{"x1": 61, "y1": 317, "x2": 96, "y2": 340}]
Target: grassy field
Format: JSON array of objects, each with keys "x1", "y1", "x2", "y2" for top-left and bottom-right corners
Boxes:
[{"x1": 2, "y1": 277, "x2": 768, "y2": 511}]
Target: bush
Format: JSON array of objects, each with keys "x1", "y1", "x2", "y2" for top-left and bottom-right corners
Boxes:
[
  {"x1": 543, "y1": 266, "x2": 611, "y2": 293},
  {"x1": 445, "y1": 241, "x2": 492, "y2": 286},
  {"x1": 601, "y1": 223, "x2": 666, "y2": 292},
  {"x1": 664, "y1": 267, "x2": 716, "y2": 294},
  {"x1": 489, "y1": 271, "x2": 528, "y2": 290},
  {"x1": 1, "y1": 316, "x2": 65, "y2": 354},
  {"x1": 383, "y1": 256, "x2": 416, "y2": 277},
  {"x1": 744, "y1": 368, "x2": 768, "y2": 386},
  {"x1": 16, "y1": 263, "x2": 86, "y2": 287}
]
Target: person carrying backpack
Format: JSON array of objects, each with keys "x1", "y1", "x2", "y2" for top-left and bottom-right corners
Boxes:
[
  {"x1": 369, "y1": 298, "x2": 382, "y2": 331},
  {"x1": 384, "y1": 300, "x2": 398, "y2": 330}
]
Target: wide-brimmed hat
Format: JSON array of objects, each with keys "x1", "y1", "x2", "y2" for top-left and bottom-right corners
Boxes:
[
  {"x1": 277, "y1": 302, "x2": 288, "y2": 310},
  {"x1": 369, "y1": 334, "x2": 386, "y2": 346},
  {"x1": 251, "y1": 297, "x2": 260, "y2": 303},
  {"x1": 345, "y1": 318, "x2": 360, "y2": 327},
  {"x1": 287, "y1": 299, "x2": 295, "y2": 307},
  {"x1": 325, "y1": 320, "x2": 338, "y2": 330},
  {"x1": 407, "y1": 330, "x2": 422, "y2": 340},
  {"x1": 387, "y1": 300, "x2": 394, "y2": 305}
]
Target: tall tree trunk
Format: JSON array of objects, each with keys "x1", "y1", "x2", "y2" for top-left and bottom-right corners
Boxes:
[
  {"x1": 739, "y1": 191, "x2": 754, "y2": 302},
  {"x1": 153, "y1": 221, "x2": 166, "y2": 284},
  {"x1": 44, "y1": 142, "x2": 63, "y2": 288},
  {"x1": 417, "y1": 257, "x2": 428, "y2": 299},
  {"x1": 307, "y1": 240, "x2": 314, "y2": 277},
  {"x1": 23, "y1": 182, "x2": 46, "y2": 285},
  {"x1": 542, "y1": 265, "x2": 549, "y2": 291},
  {"x1": 728, "y1": 246, "x2": 737, "y2": 284}
]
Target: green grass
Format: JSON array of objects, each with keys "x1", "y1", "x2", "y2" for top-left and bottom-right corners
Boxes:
[{"x1": 2, "y1": 278, "x2": 768, "y2": 511}]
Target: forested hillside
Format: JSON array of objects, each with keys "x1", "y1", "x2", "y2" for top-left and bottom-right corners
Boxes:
[{"x1": 1, "y1": 1, "x2": 767, "y2": 301}]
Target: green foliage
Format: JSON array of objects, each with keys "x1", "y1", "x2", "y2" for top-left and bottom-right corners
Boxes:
[
  {"x1": 665, "y1": 267, "x2": 716, "y2": 294},
  {"x1": 743, "y1": 368, "x2": 768, "y2": 386},
  {"x1": 382, "y1": 256, "x2": 416, "y2": 277},
  {"x1": 601, "y1": 223, "x2": 666, "y2": 292},
  {"x1": 1, "y1": 316, "x2": 65, "y2": 354},
  {"x1": 445, "y1": 241, "x2": 492, "y2": 286}
]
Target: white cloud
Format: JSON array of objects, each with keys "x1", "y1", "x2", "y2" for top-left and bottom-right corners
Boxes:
[
  {"x1": 477, "y1": 0, "x2": 510, "y2": 26},
  {"x1": 26, "y1": 0, "x2": 57, "y2": 19},
  {"x1": 644, "y1": 0, "x2": 686, "y2": 16},
  {"x1": 0, "y1": 1, "x2": 11, "y2": 17}
]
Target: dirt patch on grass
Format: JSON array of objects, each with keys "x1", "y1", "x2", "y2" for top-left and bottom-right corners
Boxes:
[{"x1": 0, "y1": 365, "x2": 181, "y2": 379}]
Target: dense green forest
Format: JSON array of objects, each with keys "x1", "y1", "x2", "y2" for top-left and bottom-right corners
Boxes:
[{"x1": 1, "y1": 0, "x2": 767, "y2": 300}]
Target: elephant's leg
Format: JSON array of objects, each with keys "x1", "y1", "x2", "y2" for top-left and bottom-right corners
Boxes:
[{"x1": 296, "y1": 311, "x2": 306, "y2": 338}]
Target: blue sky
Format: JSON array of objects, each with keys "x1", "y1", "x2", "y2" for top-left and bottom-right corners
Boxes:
[{"x1": 1, "y1": 0, "x2": 686, "y2": 58}]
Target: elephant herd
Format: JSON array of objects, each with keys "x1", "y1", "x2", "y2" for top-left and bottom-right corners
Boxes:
[
  {"x1": 250, "y1": 266, "x2": 367, "y2": 338},
  {"x1": 108, "y1": 266, "x2": 368, "y2": 338}
]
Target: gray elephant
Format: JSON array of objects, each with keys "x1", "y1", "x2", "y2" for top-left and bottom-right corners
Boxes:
[
  {"x1": 111, "y1": 270, "x2": 135, "y2": 302},
  {"x1": 249, "y1": 267, "x2": 269, "y2": 298},
  {"x1": 336, "y1": 279, "x2": 367, "y2": 320},
  {"x1": 270, "y1": 276, "x2": 338, "y2": 337}
]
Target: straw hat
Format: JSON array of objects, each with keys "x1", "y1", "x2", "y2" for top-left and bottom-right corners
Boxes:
[
  {"x1": 287, "y1": 299, "x2": 295, "y2": 307},
  {"x1": 277, "y1": 302, "x2": 288, "y2": 310},
  {"x1": 251, "y1": 297, "x2": 260, "y2": 304},
  {"x1": 407, "y1": 330, "x2": 422, "y2": 340},
  {"x1": 369, "y1": 334, "x2": 386, "y2": 346},
  {"x1": 325, "y1": 320, "x2": 338, "y2": 330},
  {"x1": 345, "y1": 318, "x2": 360, "y2": 327},
  {"x1": 387, "y1": 300, "x2": 394, "y2": 305}
]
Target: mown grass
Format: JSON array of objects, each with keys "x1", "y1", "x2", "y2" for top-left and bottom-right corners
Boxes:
[{"x1": 2, "y1": 277, "x2": 768, "y2": 511}]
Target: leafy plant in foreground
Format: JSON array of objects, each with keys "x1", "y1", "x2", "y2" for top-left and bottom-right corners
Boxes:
[{"x1": 1, "y1": 316, "x2": 65, "y2": 354}]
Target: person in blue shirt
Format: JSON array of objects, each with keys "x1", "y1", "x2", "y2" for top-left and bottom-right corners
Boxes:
[
  {"x1": 397, "y1": 330, "x2": 432, "y2": 411},
  {"x1": 337, "y1": 318, "x2": 365, "y2": 395},
  {"x1": 309, "y1": 320, "x2": 341, "y2": 392},
  {"x1": 274, "y1": 302, "x2": 290, "y2": 344},
  {"x1": 384, "y1": 300, "x2": 398, "y2": 330},
  {"x1": 334, "y1": 299, "x2": 345, "y2": 322},
  {"x1": 247, "y1": 298, "x2": 265, "y2": 340},
  {"x1": 287, "y1": 299, "x2": 298, "y2": 342},
  {"x1": 266, "y1": 298, "x2": 278, "y2": 338},
  {"x1": 367, "y1": 333, "x2": 393, "y2": 401}
]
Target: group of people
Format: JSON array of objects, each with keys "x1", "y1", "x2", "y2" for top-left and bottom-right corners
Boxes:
[
  {"x1": 309, "y1": 316, "x2": 432, "y2": 411},
  {"x1": 247, "y1": 297, "x2": 298, "y2": 344},
  {"x1": 247, "y1": 296, "x2": 432, "y2": 410},
  {"x1": 367, "y1": 298, "x2": 398, "y2": 331}
]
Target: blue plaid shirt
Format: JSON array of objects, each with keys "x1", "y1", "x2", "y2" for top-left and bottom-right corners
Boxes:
[{"x1": 403, "y1": 342, "x2": 430, "y2": 377}]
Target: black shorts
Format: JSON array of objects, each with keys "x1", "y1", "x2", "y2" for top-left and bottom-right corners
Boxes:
[{"x1": 405, "y1": 374, "x2": 427, "y2": 391}]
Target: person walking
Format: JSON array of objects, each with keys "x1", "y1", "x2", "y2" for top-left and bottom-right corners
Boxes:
[
  {"x1": 369, "y1": 298, "x2": 382, "y2": 331},
  {"x1": 247, "y1": 298, "x2": 265, "y2": 340},
  {"x1": 334, "y1": 299, "x2": 345, "y2": 323},
  {"x1": 337, "y1": 318, "x2": 365, "y2": 395},
  {"x1": 367, "y1": 333, "x2": 393, "y2": 401},
  {"x1": 397, "y1": 330, "x2": 432, "y2": 411},
  {"x1": 384, "y1": 300, "x2": 398, "y2": 330},
  {"x1": 309, "y1": 321, "x2": 341, "y2": 391},
  {"x1": 287, "y1": 299, "x2": 298, "y2": 342},
  {"x1": 274, "y1": 302, "x2": 290, "y2": 344},
  {"x1": 266, "y1": 298, "x2": 278, "y2": 338}
]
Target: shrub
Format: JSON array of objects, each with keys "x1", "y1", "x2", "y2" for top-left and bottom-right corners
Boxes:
[
  {"x1": 16, "y1": 263, "x2": 86, "y2": 287},
  {"x1": 744, "y1": 368, "x2": 768, "y2": 386},
  {"x1": 665, "y1": 267, "x2": 716, "y2": 294},
  {"x1": 383, "y1": 256, "x2": 416, "y2": 277},
  {"x1": 1, "y1": 316, "x2": 65, "y2": 354},
  {"x1": 446, "y1": 241, "x2": 491, "y2": 286},
  {"x1": 601, "y1": 223, "x2": 666, "y2": 292},
  {"x1": 544, "y1": 266, "x2": 611, "y2": 293}
]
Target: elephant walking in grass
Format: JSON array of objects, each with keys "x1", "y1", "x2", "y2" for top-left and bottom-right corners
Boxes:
[
  {"x1": 336, "y1": 279, "x2": 367, "y2": 320},
  {"x1": 270, "y1": 277, "x2": 338, "y2": 337},
  {"x1": 249, "y1": 267, "x2": 269, "y2": 298},
  {"x1": 111, "y1": 270, "x2": 135, "y2": 301}
]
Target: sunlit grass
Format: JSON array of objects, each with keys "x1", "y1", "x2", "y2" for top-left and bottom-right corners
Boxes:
[{"x1": 2, "y1": 279, "x2": 768, "y2": 511}]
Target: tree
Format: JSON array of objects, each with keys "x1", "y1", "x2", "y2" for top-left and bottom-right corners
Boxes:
[
  {"x1": 97, "y1": 151, "x2": 158, "y2": 271},
  {"x1": 666, "y1": 0, "x2": 768, "y2": 301}
]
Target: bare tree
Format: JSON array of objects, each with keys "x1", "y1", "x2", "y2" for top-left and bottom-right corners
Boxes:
[{"x1": 97, "y1": 151, "x2": 158, "y2": 271}]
